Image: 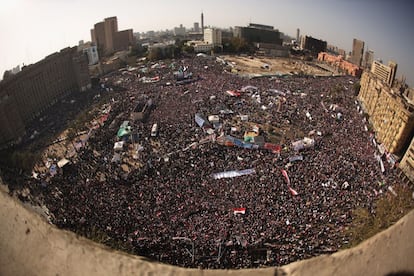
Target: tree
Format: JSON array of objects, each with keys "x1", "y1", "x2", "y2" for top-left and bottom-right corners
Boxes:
[
  {"x1": 148, "y1": 47, "x2": 163, "y2": 61},
  {"x1": 10, "y1": 150, "x2": 40, "y2": 172},
  {"x1": 129, "y1": 44, "x2": 146, "y2": 57},
  {"x1": 353, "y1": 82, "x2": 361, "y2": 96},
  {"x1": 182, "y1": 45, "x2": 194, "y2": 54},
  {"x1": 345, "y1": 184, "x2": 414, "y2": 247},
  {"x1": 222, "y1": 37, "x2": 253, "y2": 54},
  {"x1": 66, "y1": 128, "x2": 78, "y2": 153}
]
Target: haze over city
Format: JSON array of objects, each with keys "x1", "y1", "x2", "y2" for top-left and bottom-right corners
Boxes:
[{"x1": 0, "y1": 0, "x2": 412, "y2": 85}]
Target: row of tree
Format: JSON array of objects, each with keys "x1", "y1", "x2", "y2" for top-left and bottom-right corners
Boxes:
[{"x1": 128, "y1": 37, "x2": 255, "y2": 61}]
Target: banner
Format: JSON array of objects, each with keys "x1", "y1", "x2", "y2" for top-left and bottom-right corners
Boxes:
[
  {"x1": 233, "y1": 207, "x2": 246, "y2": 214},
  {"x1": 289, "y1": 155, "x2": 303, "y2": 162},
  {"x1": 264, "y1": 143, "x2": 281, "y2": 153},
  {"x1": 212, "y1": 169, "x2": 255, "y2": 179},
  {"x1": 281, "y1": 169, "x2": 290, "y2": 186},
  {"x1": 288, "y1": 186, "x2": 298, "y2": 196}
]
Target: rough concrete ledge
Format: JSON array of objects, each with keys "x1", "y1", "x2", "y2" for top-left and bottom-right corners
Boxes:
[{"x1": 1, "y1": 189, "x2": 413, "y2": 276}]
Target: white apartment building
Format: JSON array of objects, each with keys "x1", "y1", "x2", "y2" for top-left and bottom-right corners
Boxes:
[{"x1": 204, "y1": 28, "x2": 222, "y2": 46}]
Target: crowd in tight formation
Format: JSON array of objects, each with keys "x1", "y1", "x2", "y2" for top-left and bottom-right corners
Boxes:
[{"x1": 25, "y1": 56, "x2": 400, "y2": 268}]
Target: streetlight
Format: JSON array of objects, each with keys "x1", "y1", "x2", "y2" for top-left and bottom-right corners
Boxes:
[{"x1": 172, "y1": 236, "x2": 195, "y2": 263}]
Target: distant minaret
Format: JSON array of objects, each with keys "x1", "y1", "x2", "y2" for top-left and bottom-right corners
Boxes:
[{"x1": 201, "y1": 12, "x2": 204, "y2": 40}]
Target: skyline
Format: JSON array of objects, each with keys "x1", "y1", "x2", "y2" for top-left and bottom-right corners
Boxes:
[{"x1": 0, "y1": 0, "x2": 413, "y2": 85}]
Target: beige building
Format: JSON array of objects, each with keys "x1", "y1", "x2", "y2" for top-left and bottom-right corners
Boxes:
[
  {"x1": 358, "y1": 58, "x2": 414, "y2": 155},
  {"x1": 350, "y1": 38, "x2": 364, "y2": 67},
  {"x1": 398, "y1": 88, "x2": 414, "y2": 182},
  {"x1": 358, "y1": 71, "x2": 414, "y2": 155},
  {"x1": 400, "y1": 135, "x2": 414, "y2": 182},
  {"x1": 204, "y1": 28, "x2": 222, "y2": 46},
  {"x1": 371, "y1": 60, "x2": 397, "y2": 87},
  {"x1": 91, "y1": 17, "x2": 134, "y2": 56}
]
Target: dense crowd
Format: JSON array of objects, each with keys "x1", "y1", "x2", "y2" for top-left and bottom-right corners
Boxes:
[{"x1": 24, "y1": 56, "x2": 400, "y2": 269}]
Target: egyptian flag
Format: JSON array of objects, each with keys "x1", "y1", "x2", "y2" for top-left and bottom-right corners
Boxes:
[
  {"x1": 226, "y1": 90, "x2": 241, "y2": 97},
  {"x1": 233, "y1": 207, "x2": 246, "y2": 215},
  {"x1": 288, "y1": 186, "x2": 299, "y2": 196},
  {"x1": 281, "y1": 169, "x2": 291, "y2": 186}
]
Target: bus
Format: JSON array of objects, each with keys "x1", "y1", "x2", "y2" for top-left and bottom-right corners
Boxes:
[{"x1": 151, "y1": 123, "x2": 158, "y2": 137}]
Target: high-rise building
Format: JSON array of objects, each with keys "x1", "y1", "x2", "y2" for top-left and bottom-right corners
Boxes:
[
  {"x1": 371, "y1": 60, "x2": 397, "y2": 87},
  {"x1": 300, "y1": 35, "x2": 327, "y2": 55},
  {"x1": 234, "y1": 23, "x2": 282, "y2": 45},
  {"x1": 104, "y1": 16, "x2": 118, "y2": 54},
  {"x1": 91, "y1": 17, "x2": 134, "y2": 56},
  {"x1": 174, "y1": 24, "x2": 186, "y2": 36},
  {"x1": 338, "y1": 48, "x2": 346, "y2": 58},
  {"x1": 204, "y1": 28, "x2": 222, "y2": 46},
  {"x1": 194, "y1": 22, "x2": 200, "y2": 33},
  {"x1": 91, "y1": 22, "x2": 105, "y2": 53},
  {"x1": 351, "y1": 38, "x2": 364, "y2": 66},
  {"x1": 364, "y1": 49, "x2": 374, "y2": 69},
  {"x1": 296, "y1": 28, "x2": 300, "y2": 42}
]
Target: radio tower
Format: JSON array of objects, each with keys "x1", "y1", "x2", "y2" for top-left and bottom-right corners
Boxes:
[{"x1": 201, "y1": 12, "x2": 204, "y2": 40}]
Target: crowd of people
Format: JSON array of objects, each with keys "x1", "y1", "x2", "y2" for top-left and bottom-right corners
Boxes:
[{"x1": 22, "y1": 56, "x2": 401, "y2": 269}]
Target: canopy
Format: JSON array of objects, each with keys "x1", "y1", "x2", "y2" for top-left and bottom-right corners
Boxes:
[{"x1": 57, "y1": 158, "x2": 70, "y2": 168}]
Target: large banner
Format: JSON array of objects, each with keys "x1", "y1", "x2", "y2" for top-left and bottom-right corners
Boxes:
[
  {"x1": 281, "y1": 169, "x2": 291, "y2": 186},
  {"x1": 212, "y1": 169, "x2": 255, "y2": 179}
]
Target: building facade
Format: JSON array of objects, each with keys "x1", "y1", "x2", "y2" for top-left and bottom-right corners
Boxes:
[
  {"x1": 371, "y1": 60, "x2": 397, "y2": 87},
  {"x1": 187, "y1": 40, "x2": 214, "y2": 53},
  {"x1": 114, "y1": 30, "x2": 133, "y2": 52},
  {"x1": 0, "y1": 47, "x2": 90, "y2": 147},
  {"x1": 194, "y1": 22, "x2": 200, "y2": 33},
  {"x1": 364, "y1": 49, "x2": 374, "y2": 69},
  {"x1": 91, "y1": 22, "x2": 104, "y2": 53},
  {"x1": 204, "y1": 28, "x2": 222, "y2": 46},
  {"x1": 317, "y1": 52, "x2": 362, "y2": 77},
  {"x1": 104, "y1": 16, "x2": 118, "y2": 54},
  {"x1": 358, "y1": 67, "x2": 414, "y2": 155},
  {"x1": 174, "y1": 24, "x2": 186, "y2": 36},
  {"x1": 300, "y1": 35, "x2": 327, "y2": 55},
  {"x1": 78, "y1": 42, "x2": 99, "y2": 65},
  {"x1": 234, "y1": 23, "x2": 282, "y2": 45},
  {"x1": 400, "y1": 131, "x2": 414, "y2": 183},
  {"x1": 91, "y1": 17, "x2": 134, "y2": 56},
  {"x1": 350, "y1": 38, "x2": 364, "y2": 66},
  {"x1": 256, "y1": 43, "x2": 289, "y2": 57}
]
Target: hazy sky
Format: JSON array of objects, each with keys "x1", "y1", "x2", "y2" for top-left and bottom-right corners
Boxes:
[{"x1": 0, "y1": 0, "x2": 412, "y2": 85}]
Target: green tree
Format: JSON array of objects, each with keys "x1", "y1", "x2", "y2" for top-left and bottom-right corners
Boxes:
[
  {"x1": 182, "y1": 44, "x2": 194, "y2": 54},
  {"x1": 222, "y1": 37, "x2": 253, "y2": 54},
  {"x1": 353, "y1": 82, "x2": 361, "y2": 96},
  {"x1": 346, "y1": 184, "x2": 414, "y2": 247},
  {"x1": 129, "y1": 44, "x2": 146, "y2": 57},
  {"x1": 148, "y1": 47, "x2": 163, "y2": 61}
]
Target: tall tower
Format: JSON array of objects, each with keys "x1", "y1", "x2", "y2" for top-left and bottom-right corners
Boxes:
[
  {"x1": 201, "y1": 12, "x2": 204, "y2": 40},
  {"x1": 351, "y1": 38, "x2": 364, "y2": 67},
  {"x1": 296, "y1": 28, "x2": 300, "y2": 42},
  {"x1": 364, "y1": 49, "x2": 374, "y2": 69},
  {"x1": 104, "y1": 16, "x2": 118, "y2": 54}
]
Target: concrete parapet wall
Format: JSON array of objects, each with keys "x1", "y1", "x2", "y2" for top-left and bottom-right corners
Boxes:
[{"x1": 1, "y1": 189, "x2": 413, "y2": 276}]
